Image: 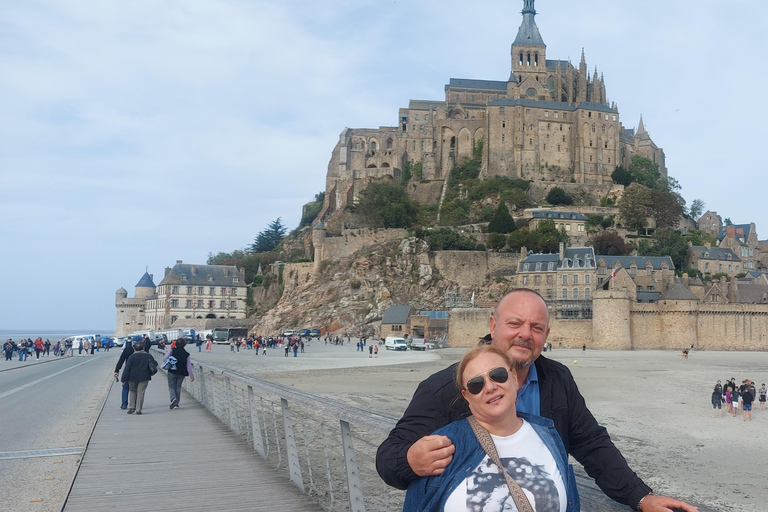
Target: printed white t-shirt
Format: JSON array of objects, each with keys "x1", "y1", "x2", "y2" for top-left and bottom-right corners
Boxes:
[{"x1": 443, "y1": 420, "x2": 567, "y2": 512}]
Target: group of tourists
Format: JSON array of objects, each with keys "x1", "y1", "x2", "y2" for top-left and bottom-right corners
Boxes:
[
  {"x1": 114, "y1": 336, "x2": 194, "y2": 415},
  {"x1": 712, "y1": 378, "x2": 765, "y2": 420},
  {"x1": 3, "y1": 337, "x2": 58, "y2": 361}
]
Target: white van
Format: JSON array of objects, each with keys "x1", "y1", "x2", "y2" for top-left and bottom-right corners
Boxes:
[
  {"x1": 384, "y1": 336, "x2": 407, "y2": 351},
  {"x1": 67, "y1": 334, "x2": 100, "y2": 351}
]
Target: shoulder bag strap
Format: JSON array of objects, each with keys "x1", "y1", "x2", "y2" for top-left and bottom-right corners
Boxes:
[{"x1": 468, "y1": 416, "x2": 534, "y2": 512}]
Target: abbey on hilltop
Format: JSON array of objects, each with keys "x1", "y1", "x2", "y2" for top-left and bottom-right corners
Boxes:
[{"x1": 321, "y1": 0, "x2": 665, "y2": 216}]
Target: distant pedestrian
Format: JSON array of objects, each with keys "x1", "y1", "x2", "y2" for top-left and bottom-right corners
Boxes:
[
  {"x1": 163, "y1": 338, "x2": 194, "y2": 409},
  {"x1": 759, "y1": 384, "x2": 767, "y2": 411},
  {"x1": 374, "y1": 345, "x2": 378, "y2": 358},
  {"x1": 121, "y1": 340, "x2": 157, "y2": 415},
  {"x1": 44, "y1": 339, "x2": 51, "y2": 356},
  {"x1": 230, "y1": 339, "x2": 236, "y2": 352},
  {"x1": 34, "y1": 338, "x2": 43, "y2": 360},
  {"x1": 293, "y1": 344, "x2": 298, "y2": 357},
  {"x1": 3, "y1": 340, "x2": 12, "y2": 361},
  {"x1": 83, "y1": 339, "x2": 91, "y2": 356},
  {"x1": 742, "y1": 385, "x2": 754, "y2": 421},
  {"x1": 711, "y1": 384, "x2": 723, "y2": 418},
  {"x1": 369, "y1": 345, "x2": 373, "y2": 358},
  {"x1": 77, "y1": 339, "x2": 83, "y2": 355}
]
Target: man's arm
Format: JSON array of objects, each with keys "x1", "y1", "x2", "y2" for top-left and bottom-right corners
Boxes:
[{"x1": 375, "y1": 364, "x2": 466, "y2": 489}]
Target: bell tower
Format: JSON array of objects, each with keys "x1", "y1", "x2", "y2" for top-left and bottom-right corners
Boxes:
[{"x1": 510, "y1": 0, "x2": 547, "y2": 96}]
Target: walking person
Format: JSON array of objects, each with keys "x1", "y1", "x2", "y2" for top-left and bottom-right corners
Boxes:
[
  {"x1": 205, "y1": 335, "x2": 212, "y2": 352},
  {"x1": 711, "y1": 384, "x2": 723, "y2": 418},
  {"x1": 114, "y1": 340, "x2": 136, "y2": 410},
  {"x1": 82, "y1": 338, "x2": 91, "y2": 356},
  {"x1": 731, "y1": 387, "x2": 740, "y2": 416},
  {"x1": 3, "y1": 339, "x2": 13, "y2": 361},
  {"x1": 33, "y1": 338, "x2": 44, "y2": 360},
  {"x1": 163, "y1": 338, "x2": 194, "y2": 409},
  {"x1": 44, "y1": 339, "x2": 51, "y2": 356},
  {"x1": 120, "y1": 340, "x2": 157, "y2": 415},
  {"x1": 725, "y1": 386, "x2": 733, "y2": 416},
  {"x1": 374, "y1": 345, "x2": 378, "y2": 358},
  {"x1": 759, "y1": 384, "x2": 767, "y2": 411}
]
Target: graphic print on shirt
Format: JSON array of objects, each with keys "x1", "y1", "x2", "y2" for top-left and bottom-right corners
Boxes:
[{"x1": 465, "y1": 456, "x2": 560, "y2": 512}]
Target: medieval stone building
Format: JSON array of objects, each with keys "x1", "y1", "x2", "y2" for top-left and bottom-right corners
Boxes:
[{"x1": 321, "y1": 0, "x2": 666, "y2": 217}]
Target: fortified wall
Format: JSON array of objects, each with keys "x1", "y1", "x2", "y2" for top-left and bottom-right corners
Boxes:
[
  {"x1": 433, "y1": 251, "x2": 519, "y2": 287},
  {"x1": 449, "y1": 292, "x2": 768, "y2": 351}
]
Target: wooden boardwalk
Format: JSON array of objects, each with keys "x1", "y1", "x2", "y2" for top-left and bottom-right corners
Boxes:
[{"x1": 63, "y1": 377, "x2": 322, "y2": 512}]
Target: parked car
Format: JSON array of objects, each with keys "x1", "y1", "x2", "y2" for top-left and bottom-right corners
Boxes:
[
  {"x1": 299, "y1": 329, "x2": 311, "y2": 338},
  {"x1": 309, "y1": 329, "x2": 321, "y2": 338},
  {"x1": 410, "y1": 338, "x2": 436, "y2": 351},
  {"x1": 384, "y1": 336, "x2": 407, "y2": 351},
  {"x1": 282, "y1": 329, "x2": 299, "y2": 338}
]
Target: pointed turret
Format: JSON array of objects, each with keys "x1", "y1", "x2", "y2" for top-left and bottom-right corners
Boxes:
[
  {"x1": 513, "y1": 0, "x2": 545, "y2": 47},
  {"x1": 637, "y1": 115, "x2": 646, "y2": 134}
]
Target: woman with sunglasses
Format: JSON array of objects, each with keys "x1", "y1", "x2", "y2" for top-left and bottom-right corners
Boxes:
[{"x1": 403, "y1": 344, "x2": 579, "y2": 511}]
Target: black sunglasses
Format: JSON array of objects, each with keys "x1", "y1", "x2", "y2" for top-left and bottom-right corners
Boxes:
[{"x1": 465, "y1": 367, "x2": 510, "y2": 395}]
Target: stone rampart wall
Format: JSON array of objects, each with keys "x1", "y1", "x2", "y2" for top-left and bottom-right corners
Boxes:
[
  {"x1": 322, "y1": 228, "x2": 408, "y2": 261},
  {"x1": 548, "y1": 318, "x2": 593, "y2": 348},
  {"x1": 281, "y1": 263, "x2": 315, "y2": 294},
  {"x1": 448, "y1": 308, "x2": 492, "y2": 347}
]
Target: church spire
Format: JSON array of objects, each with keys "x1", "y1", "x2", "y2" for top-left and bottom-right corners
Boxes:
[
  {"x1": 513, "y1": 0, "x2": 545, "y2": 47},
  {"x1": 638, "y1": 114, "x2": 646, "y2": 134}
]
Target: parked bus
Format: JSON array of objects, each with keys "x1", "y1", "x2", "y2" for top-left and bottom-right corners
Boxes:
[{"x1": 212, "y1": 328, "x2": 249, "y2": 344}]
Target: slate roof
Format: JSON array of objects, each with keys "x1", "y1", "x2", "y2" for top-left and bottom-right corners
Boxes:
[
  {"x1": 689, "y1": 246, "x2": 740, "y2": 262},
  {"x1": 382, "y1": 305, "x2": 413, "y2": 325},
  {"x1": 513, "y1": 9, "x2": 545, "y2": 47},
  {"x1": 596, "y1": 255, "x2": 675, "y2": 270},
  {"x1": 717, "y1": 224, "x2": 752, "y2": 242},
  {"x1": 520, "y1": 247, "x2": 595, "y2": 269},
  {"x1": 447, "y1": 78, "x2": 508, "y2": 91},
  {"x1": 736, "y1": 283, "x2": 768, "y2": 304},
  {"x1": 488, "y1": 98, "x2": 616, "y2": 113},
  {"x1": 157, "y1": 263, "x2": 244, "y2": 287},
  {"x1": 135, "y1": 272, "x2": 156, "y2": 289},
  {"x1": 659, "y1": 280, "x2": 698, "y2": 301},
  {"x1": 545, "y1": 59, "x2": 570, "y2": 69},
  {"x1": 531, "y1": 211, "x2": 587, "y2": 221}
]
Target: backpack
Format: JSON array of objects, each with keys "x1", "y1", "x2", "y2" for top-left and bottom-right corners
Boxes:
[
  {"x1": 148, "y1": 357, "x2": 158, "y2": 376},
  {"x1": 162, "y1": 355, "x2": 178, "y2": 371}
]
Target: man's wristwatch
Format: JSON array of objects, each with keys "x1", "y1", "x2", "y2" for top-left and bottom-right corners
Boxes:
[{"x1": 636, "y1": 492, "x2": 653, "y2": 511}]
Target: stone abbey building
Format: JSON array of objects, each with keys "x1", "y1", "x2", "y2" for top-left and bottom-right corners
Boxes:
[{"x1": 322, "y1": 0, "x2": 666, "y2": 215}]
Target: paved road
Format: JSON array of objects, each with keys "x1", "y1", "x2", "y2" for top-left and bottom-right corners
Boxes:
[{"x1": 0, "y1": 354, "x2": 116, "y2": 512}]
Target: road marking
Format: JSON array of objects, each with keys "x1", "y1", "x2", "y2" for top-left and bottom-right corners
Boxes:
[
  {"x1": 0, "y1": 447, "x2": 85, "y2": 460},
  {"x1": 0, "y1": 358, "x2": 97, "y2": 400}
]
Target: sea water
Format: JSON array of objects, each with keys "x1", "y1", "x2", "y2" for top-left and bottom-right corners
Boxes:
[{"x1": 0, "y1": 329, "x2": 113, "y2": 342}]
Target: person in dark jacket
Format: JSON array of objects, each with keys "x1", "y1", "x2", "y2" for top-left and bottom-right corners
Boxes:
[
  {"x1": 163, "y1": 338, "x2": 195, "y2": 409},
  {"x1": 120, "y1": 340, "x2": 157, "y2": 415},
  {"x1": 114, "y1": 341, "x2": 135, "y2": 409},
  {"x1": 376, "y1": 288, "x2": 698, "y2": 512}
]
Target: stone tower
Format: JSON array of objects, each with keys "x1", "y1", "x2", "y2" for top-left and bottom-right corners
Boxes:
[
  {"x1": 114, "y1": 271, "x2": 157, "y2": 337},
  {"x1": 592, "y1": 288, "x2": 632, "y2": 349},
  {"x1": 510, "y1": 0, "x2": 547, "y2": 91},
  {"x1": 312, "y1": 221, "x2": 327, "y2": 273}
]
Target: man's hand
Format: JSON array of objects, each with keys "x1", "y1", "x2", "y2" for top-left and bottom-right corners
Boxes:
[
  {"x1": 406, "y1": 435, "x2": 455, "y2": 477},
  {"x1": 114, "y1": 372, "x2": 119, "y2": 381},
  {"x1": 639, "y1": 494, "x2": 699, "y2": 512}
]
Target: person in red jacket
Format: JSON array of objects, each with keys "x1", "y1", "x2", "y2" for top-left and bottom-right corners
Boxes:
[{"x1": 33, "y1": 338, "x2": 44, "y2": 360}]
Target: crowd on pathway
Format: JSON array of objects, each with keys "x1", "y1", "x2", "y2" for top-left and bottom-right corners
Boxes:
[{"x1": 712, "y1": 378, "x2": 766, "y2": 421}]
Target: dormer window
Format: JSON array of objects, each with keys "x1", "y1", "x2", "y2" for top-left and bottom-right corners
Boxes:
[{"x1": 207, "y1": 275, "x2": 213, "y2": 282}]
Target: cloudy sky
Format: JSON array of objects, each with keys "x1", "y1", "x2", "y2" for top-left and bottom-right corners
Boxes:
[{"x1": 2, "y1": 0, "x2": 766, "y2": 331}]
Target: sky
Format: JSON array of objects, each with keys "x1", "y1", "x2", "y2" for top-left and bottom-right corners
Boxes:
[{"x1": 2, "y1": 0, "x2": 767, "y2": 331}]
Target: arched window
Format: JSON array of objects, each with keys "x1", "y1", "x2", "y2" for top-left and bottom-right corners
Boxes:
[
  {"x1": 527, "y1": 53, "x2": 531, "y2": 66},
  {"x1": 519, "y1": 52, "x2": 524, "y2": 66},
  {"x1": 592, "y1": 124, "x2": 596, "y2": 133},
  {"x1": 534, "y1": 53, "x2": 539, "y2": 66},
  {"x1": 602, "y1": 125, "x2": 606, "y2": 134},
  {"x1": 386, "y1": 138, "x2": 393, "y2": 149},
  {"x1": 371, "y1": 141, "x2": 377, "y2": 152},
  {"x1": 562, "y1": 288, "x2": 568, "y2": 299}
]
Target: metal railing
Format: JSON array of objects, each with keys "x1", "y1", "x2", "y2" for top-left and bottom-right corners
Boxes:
[{"x1": 175, "y1": 356, "x2": 405, "y2": 512}]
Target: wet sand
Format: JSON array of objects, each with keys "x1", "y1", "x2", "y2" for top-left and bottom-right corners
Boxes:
[{"x1": 193, "y1": 342, "x2": 768, "y2": 512}]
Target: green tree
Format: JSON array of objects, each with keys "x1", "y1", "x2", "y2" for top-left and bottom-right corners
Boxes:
[
  {"x1": 357, "y1": 182, "x2": 417, "y2": 228},
  {"x1": 618, "y1": 183, "x2": 652, "y2": 232},
  {"x1": 689, "y1": 199, "x2": 705, "y2": 220},
  {"x1": 300, "y1": 191, "x2": 325, "y2": 226},
  {"x1": 507, "y1": 229, "x2": 535, "y2": 251},
  {"x1": 250, "y1": 218, "x2": 287, "y2": 253},
  {"x1": 486, "y1": 232, "x2": 507, "y2": 250},
  {"x1": 628, "y1": 155, "x2": 661, "y2": 188},
  {"x1": 426, "y1": 228, "x2": 477, "y2": 250},
  {"x1": 589, "y1": 231, "x2": 631, "y2": 255},
  {"x1": 650, "y1": 189, "x2": 683, "y2": 229},
  {"x1": 611, "y1": 166, "x2": 632, "y2": 186},
  {"x1": 487, "y1": 203, "x2": 516, "y2": 234},
  {"x1": 546, "y1": 187, "x2": 573, "y2": 205},
  {"x1": 448, "y1": 140, "x2": 483, "y2": 187},
  {"x1": 636, "y1": 228, "x2": 688, "y2": 270}
]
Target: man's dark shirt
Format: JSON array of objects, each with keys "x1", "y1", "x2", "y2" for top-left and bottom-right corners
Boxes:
[
  {"x1": 114, "y1": 343, "x2": 135, "y2": 373},
  {"x1": 375, "y1": 354, "x2": 651, "y2": 508}
]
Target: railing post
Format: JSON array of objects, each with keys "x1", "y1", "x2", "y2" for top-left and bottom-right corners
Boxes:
[
  {"x1": 225, "y1": 376, "x2": 240, "y2": 436},
  {"x1": 248, "y1": 385, "x2": 266, "y2": 458},
  {"x1": 340, "y1": 420, "x2": 365, "y2": 512},
  {"x1": 198, "y1": 365, "x2": 207, "y2": 409},
  {"x1": 281, "y1": 398, "x2": 305, "y2": 491}
]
